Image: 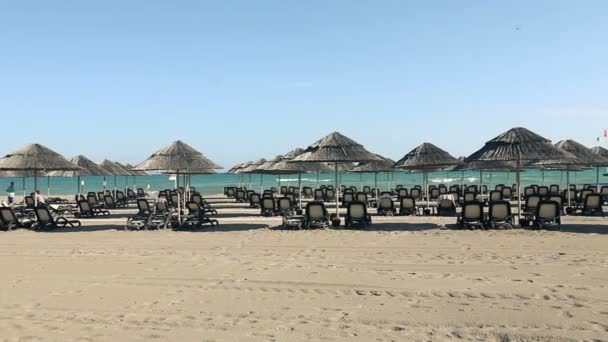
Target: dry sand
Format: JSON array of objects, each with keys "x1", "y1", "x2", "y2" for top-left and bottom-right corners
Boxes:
[{"x1": 1, "y1": 195, "x2": 608, "y2": 341}]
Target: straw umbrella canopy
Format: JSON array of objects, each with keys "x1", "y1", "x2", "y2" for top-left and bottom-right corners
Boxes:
[
  {"x1": 393, "y1": 143, "x2": 460, "y2": 212},
  {"x1": 466, "y1": 127, "x2": 580, "y2": 222},
  {"x1": 238, "y1": 158, "x2": 267, "y2": 190},
  {"x1": 267, "y1": 150, "x2": 333, "y2": 210},
  {"x1": 47, "y1": 155, "x2": 112, "y2": 196},
  {"x1": 290, "y1": 132, "x2": 382, "y2": 217},
  {"x1": 133, "y1": 140, "x2": 222, "y2": 223},
  {"x1": 0, "y1": 144, "x2": 82, "y2": 205},
  {"x1": 554, "y1": 139, "x2": 608, "y2": 195},
  {"x1": 591, "y1": 146, "x2": 608, "y2": 159},
  {"x1": 349, "y1": 155, "x2": 397, "y2": 192},
  {"x1": 98, "y1": 160, "x2": 132, "y2": 193},
  {"x1": 229, "y1": 162, "x2": 251, "y2": 188}
]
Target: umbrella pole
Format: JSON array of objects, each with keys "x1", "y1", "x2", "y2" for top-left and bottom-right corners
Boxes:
[
  {"x1": 425, "y1": 171, "x2": 429, "y2": 212},
  {"x1": 374, "y1": 173, "x2": 378, "y2": 199},
  {"x1": 316, "y1": 171, "x2": 319, "y2": 188},
  {"x1": 260, "y1": 174, "x2": 264, "y2": 194},
  {"x1": 567, "y1": 170, "x2": 571, "y2": 208},
  {"x1": 516, "y1": 161, "x2": 521, "y2": 225},
  {"x1": 22, "y1": 177, "x2": 26, "y2": 200},
  {"x1": 597, "y1": 167, "x2": 600, "y2": 192},
  {"x1": 359, "y1": 173, "x2": 363, "y2": 191},
  {"x1": 460, "y1": 171, "x2": 464, "y2": 194},
  {"x1": 47, "y1": 176, "x2": 50, "y2": 197},
  {"x1": 541, "y1": 169, "x2": 545, "y2": 186},
  {"x1": 386, "y1": 172, "x2": 390, "y2": 191},
  {"x1": 249, "y1": 174, "x2": 252, "y2": 190},
  {"x1": 335, "y1": 163, "x2": 339, "y2": 218},
  {"x1": 77, "y1": 175, "x2": 81, "y2": 198},
  {"x1": 489, "y1": 172, "x2": 493, "y2": 191},
  {"x1": 298, "y1": 173, "x2": 302, "y2": 210},
  {"x1": 278, "y1": 175, "x2": 281, "y2": 191},
  {"x1": 479, "y1": 170, "x2": 482, "y2": 194},
  {"x1": 34, "y1": 170, "x2": 38, "y2": 207},
  {"x1": 103, "y1": 176, "x2": 106, "y2": 192}
]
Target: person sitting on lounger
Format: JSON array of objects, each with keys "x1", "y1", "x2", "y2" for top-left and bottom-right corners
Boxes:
[{"x1": 35, "y1": 191, "x2": 48, "y2": 208}]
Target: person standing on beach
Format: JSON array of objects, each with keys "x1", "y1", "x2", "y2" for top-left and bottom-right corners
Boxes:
[{"x1": 6, "y1": 181, "x2": 15, "y2": 205}]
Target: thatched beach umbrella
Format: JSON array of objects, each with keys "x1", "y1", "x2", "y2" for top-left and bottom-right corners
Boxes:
[
  {"x1": 267, "y1": 151, "x2": 332, "y2": 210},
  {"x1": 98, "y1": 160, "x2": 132, "y2": 193},
  {"x1": 238, "y1": 158, "x2": 267, "y2": 190},
  {"x1": 466, "y1": 127, "x2": 580, "y2": 222},
  {"x1": 290, "y1": 132, "x2": 382, "y2": 217},
  {"x1": 133, "y1": 140, "x2": 222, "y2": 222},
  {"x1": 0, "y1": 143, "x2": 82, "y2": 206},
  {"x1": 555, "y1": 140, "x2": 608, "y2": 198},
  {"x1": 349, "y1": 155, "x2": 396, "y2": 192},
  {"x1": 394, "y1": 143, "x2": 460, "y2": 212},
  {"x1": 47, "y1": 155, "x2": 112, "y2": 196}
]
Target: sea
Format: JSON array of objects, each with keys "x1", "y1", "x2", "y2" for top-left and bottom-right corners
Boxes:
[{"x1": 2, "y1": 168, "x2": 608, "y2": 196}]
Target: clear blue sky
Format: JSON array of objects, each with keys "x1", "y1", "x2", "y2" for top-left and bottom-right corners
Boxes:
[{"x1": 1, "y1": 1, "x2": 607, "y2": 169}]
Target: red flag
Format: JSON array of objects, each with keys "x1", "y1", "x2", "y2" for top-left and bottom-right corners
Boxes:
[{"x1": 605, "y1": 129, "x2": 608, "y2": 137}]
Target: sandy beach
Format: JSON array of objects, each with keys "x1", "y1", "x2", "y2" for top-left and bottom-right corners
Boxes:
[{"x1": 1, "y1": 195, "x2": 607, "y2": 341}]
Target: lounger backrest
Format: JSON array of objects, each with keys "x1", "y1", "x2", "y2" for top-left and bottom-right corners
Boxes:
[
  {"x1": 410, "y1": 188, "x2": 420, "y2": 198},
  {"x1": 439, "y1": 186, "x2": 447, "y2": 194},
  {"x1": 278, "y1": 197, "x2": 291, "y2": 211},
  {"x1": 397, "y1": 189, "x2": 408, "y2": 197},
  {"x1": 450, "y1": 185, "x2": 459, "y2": 192},
  {"x1": 467, "y1": 186, "x2": 477, "y2": 193},
  {"x1": 170, "y1": 194, "x2": 179, "y2": 204},
  {"x1": 104, "y1": 195, "x2": 115, "y2": 205},
  {"x1": 396, "y1": 185, "x2": 403, "y2": 190},
  {"x1": 191, "y1": 194, "x2": 202, "y2": 204},
  {"x1": 363, "y1": 186, "x2": 371, "y2": 194},
  {"x1": 314, "y1": 189, "x2": 324, "y2": 200},
  {"x1": 547, "y1": 194, "x2": 562, "y2": 203},
  {"x1": 463, "y1": 202, "x2": 482, "y2": 220},
  {"x1": 307, "y1": 203, "x2": 326, "y2": 220},
  {"x1": 25, "y1": 196, "x2": 35, "y2": 208},
  {"x1": 495, "y1": 184, "x2": 504, "y2": 192},
  {"x1": 379, "y1": 197, "x2": 393, "y2": 210},
  {"x1": 137, "y1": 188, "x2": 144, "y2": 195},
  {"x1": 464, "y1": 192, "x2": 476, "y2": 202},
  {"x1": 348, "y1": 202, "x2": 366, "y2": 219},
  {"x1": 524, "y1": 187, "x2": 535, "y2": 196},
  {"x1": 601, "y1": 186, "x2": 608, "y2": 195},
  {"x1": 343, "y1": 193, "x2": 354, "y2": 203},
  {"x1": 280, "y1": 186, "x2": 288, "y2": 195},
  {"x1": 285, "y1": 194, "x2": 296, "y2": 206},
  {"x1": 566, "y1": 189, "x2": 577, "y2": 201},
  {"x1": 538, "y1": 186, "x2": 549, "y2": 196},
  {"x1": 137, "y1": 199, "x2": 150, "y2": 212},
  {"x1": 400, "y1": 196, "x2": 414, "y2": 209},
  {"x1": 580, "y1": 189, "x2": 594, "y2": 202},
  {"x1": 343, "y1": 189, "x2": 353, "y2": 195},
  {"x1": 156, "y1": 200, "x2": 168, "y2": 212},
  {"x1": 186, "y1": 201, "x2": 200, "y2": 214},
  {"x1": 584, "y1": 194, "x2": 601, "y2": 209},
  {"x1": 87, "y1": 195, "x2": 97, "y2": 206},
  {"x1": 549, "y1": 185, "x2": 559, "y2": 194},
  {"x1": 326, "y1": 189, "x2": 335, "y2": 199},
  {"x1": 489, "y1": 191, "x2": 502, "y2": 202},
  {"x1": 78, "y1": 200, "x2": 92, "y2": 213},
  {"x1": 537, "y1": 201, "x2": 558, "y2": 220},
  {"x1": 227, "y1": 188, "x2": 235, "y2": 196},
  {"x1": 262, "y1": 198, "x2": 275, "y2": 210},
  {"x1": 250, "y1": 193, "x2": 261, "y2": 203},
  {"x1": 438, "y1": 199, "x2": 453, "y2": 209},
  {"x1": 128, "y1": 189, "x2": 136, "y2": 198},
  {"x1": 489, "y1": 201, "x2": 510, "y2": 220},
  {"x1": 35, "y1": 207, "x2": 53, "y2": 225},
  {"x1": 356, "y1": 192, "x2": 367, "y2": 203},
  {"x1": 0, "y1": 207, "x2": 16, "y2": 223},
  {"x1": 236, "y1": 190, "x2": 245, "y2": 199},
  {"x1": 525, "y1": 195, "x2": 541, "y2": 210},
  {"x1": 431, "y1": 188, "x2": 441, "y2": 198},
  {"x1": 502, "y1": 187, "x2": 512, "y2": 198}
]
